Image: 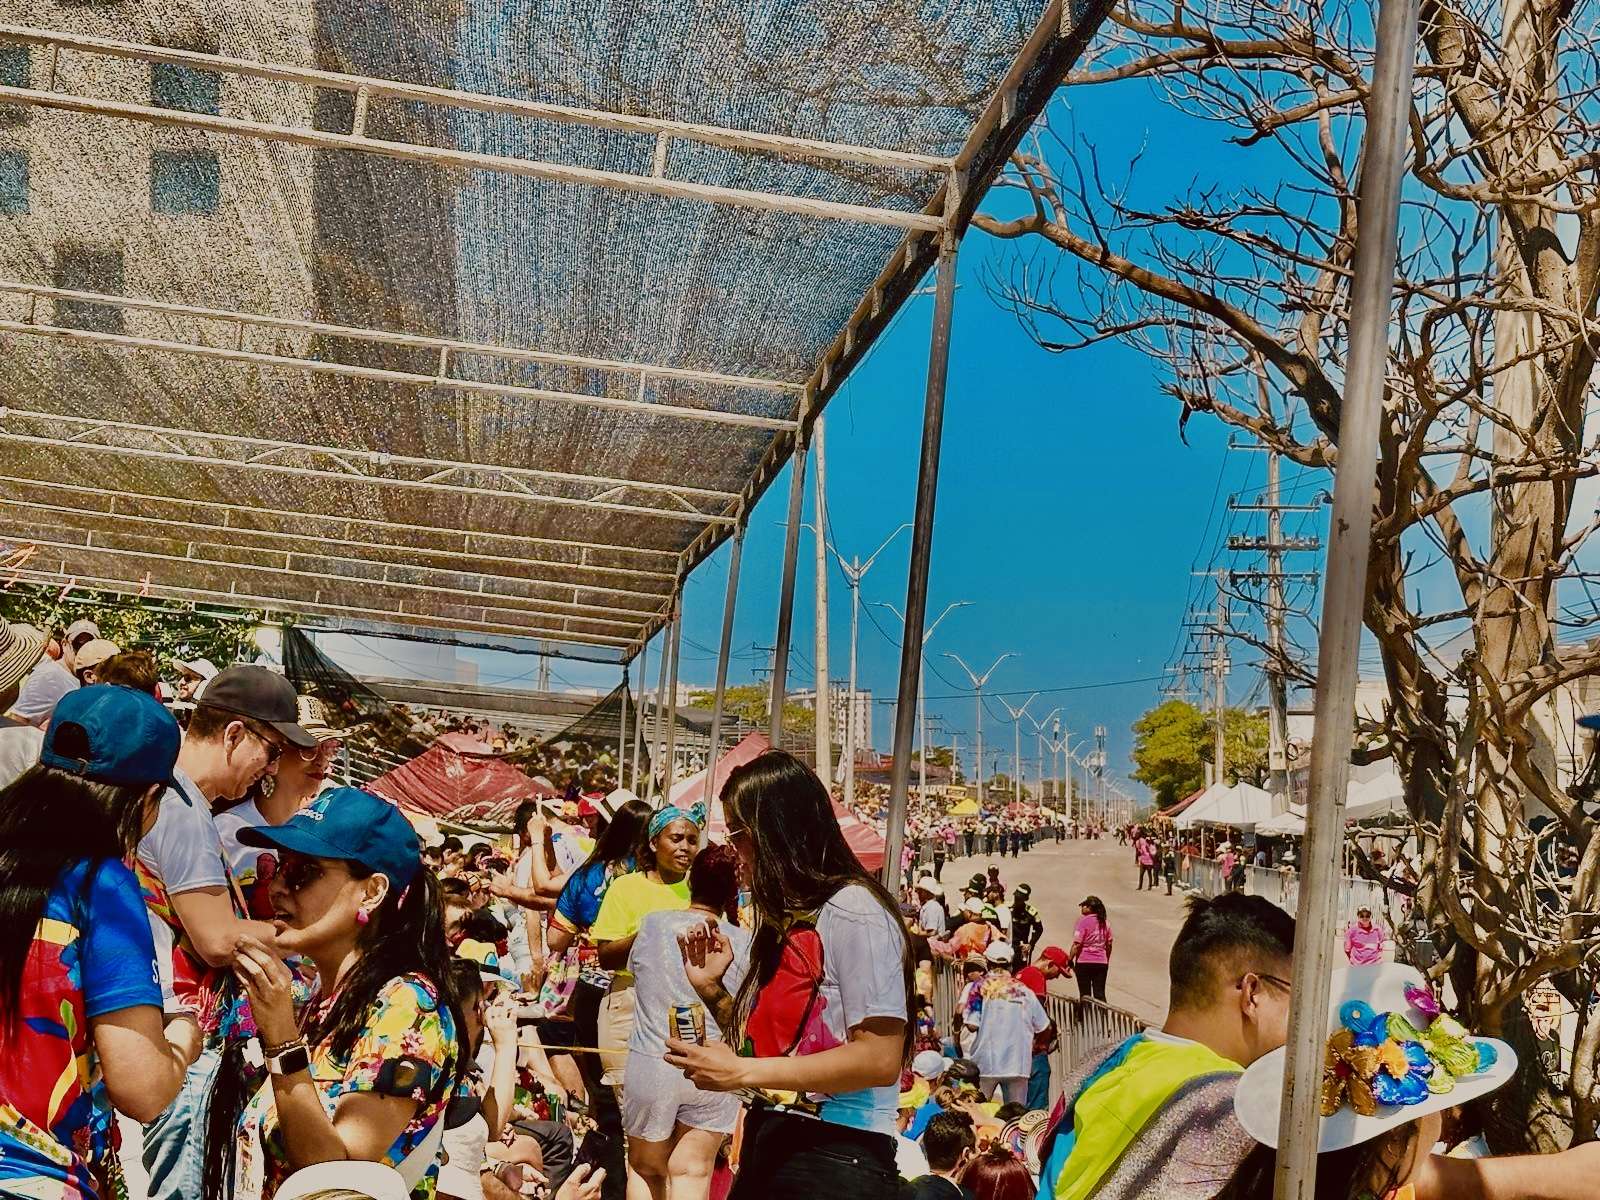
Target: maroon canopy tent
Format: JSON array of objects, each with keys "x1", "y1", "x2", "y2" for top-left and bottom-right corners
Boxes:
[{"x1": 368, "y1": 731, "x2": 560, "y2": 833}]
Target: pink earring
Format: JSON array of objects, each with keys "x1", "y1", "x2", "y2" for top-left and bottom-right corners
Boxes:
[{"x1": 356, "y1": 909, "x2": 370, "y2": 925}]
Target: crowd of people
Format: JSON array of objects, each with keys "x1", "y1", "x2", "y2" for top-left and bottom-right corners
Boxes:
[{"x1": 6, "y1": 609, "x2": 1600, "y2": 1200}]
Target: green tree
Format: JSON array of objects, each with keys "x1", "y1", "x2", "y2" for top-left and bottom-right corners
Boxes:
[
  {"x1": 0, "y1": 585, "x2": 261, "y2": 668},
  {"x1": 1131, "y1": 700, "x2": 1270, "y2": 807},
  {"x1": 1130, "y1": 700, "x2": 1208, "y2": 808},
  {"x1": 687, "y1": 684, "x2": 814, "y2": 740}
]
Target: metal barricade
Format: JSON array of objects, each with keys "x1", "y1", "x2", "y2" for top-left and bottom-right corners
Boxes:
[{"x1": 929, "y1": 958, "x2": 1147, "y2": 1105}]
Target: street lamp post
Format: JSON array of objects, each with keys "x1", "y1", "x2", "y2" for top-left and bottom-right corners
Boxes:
[
  {"x1": 875, "y1": 599, "x2": 971, "y2": 809},
  {"x1": 996, "y1": 693, "x2": 1038, "y2": 805},
  {"x1": 817, "y1": 523, "x2": 910, "y2": 808},
  {"x1": 1030, "y1": 710, "x2": 1056, "y2": 812},
  {"x1": 943, "y1": 652, "x2": 1014, "y2": 807}
]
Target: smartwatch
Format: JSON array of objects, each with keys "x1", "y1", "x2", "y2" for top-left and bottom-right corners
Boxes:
[{"x1": 266, "y1": 1041, "x2": 310, "y2": 1077}]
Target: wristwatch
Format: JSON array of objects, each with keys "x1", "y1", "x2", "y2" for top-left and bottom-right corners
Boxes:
[{"x1": 266, "y1": 1041, "x2": 310, "y2": 1077}]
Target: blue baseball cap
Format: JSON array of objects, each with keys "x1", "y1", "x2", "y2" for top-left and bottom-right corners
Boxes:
[
  {"x1": 239, "y1": 786, "x2": 421, "y2": 889},
  {"x1": 39, "y1": 684, "x2": 181, "y2": 787}
]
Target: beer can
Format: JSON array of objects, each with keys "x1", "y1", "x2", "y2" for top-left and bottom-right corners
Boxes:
[{"x1": 670, "y1": 1002, "x2": 706, "y2": 1045}]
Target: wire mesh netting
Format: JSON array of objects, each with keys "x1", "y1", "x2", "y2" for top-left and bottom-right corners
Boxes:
[{"x1": 0, "y1": 1, "x2": 1089, "y2": 656}]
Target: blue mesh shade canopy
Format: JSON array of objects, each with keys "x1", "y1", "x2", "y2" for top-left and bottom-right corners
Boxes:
[{"x1": 0, "y1": 0, "x2": 1106, "y2": 659}]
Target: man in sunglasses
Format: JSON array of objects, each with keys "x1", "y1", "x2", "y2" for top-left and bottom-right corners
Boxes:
[{"x1": 134, "y1": 664, "x2": 315, "y2": 1200}]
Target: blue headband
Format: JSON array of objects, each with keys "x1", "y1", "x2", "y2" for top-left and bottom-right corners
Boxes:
[{"x1": 649, "y1": 801, "x2": 708, "y2": 840}]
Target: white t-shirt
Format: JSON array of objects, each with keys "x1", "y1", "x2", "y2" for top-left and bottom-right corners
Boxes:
[
  {"x1": 803, "y1": 884, "x2": 912, "y2": 1135},
  {"x1": 627, "y1": 909, "x2": 750, "y2": 1057},
  {"x1": 136, "y1": 767, "x2": 228, "y2": 1008},
  {"x1": 965, "y1": 975, "x2": 1048, "y2": 1080},
  {"x1": 989, "y1": 906, "x2": 1012, "y2": 935},
  {"x1": 10, "y1": 658, "x2": 77, "y2": 725},
  {"x1": 0, "y1": 723, "x2": 44, "y2": 791},
  {"x1": 917, "y1": 898, "x2": 946, "y2": 934}
]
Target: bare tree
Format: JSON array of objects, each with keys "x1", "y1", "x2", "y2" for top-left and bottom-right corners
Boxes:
[{"x1": 975, "y1": 0, "x2": 1600, "y2": 1146}]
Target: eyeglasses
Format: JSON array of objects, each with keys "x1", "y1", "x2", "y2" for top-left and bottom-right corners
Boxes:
[
  {"x1": 294, "y1": 739, "x2": 342, "y2": 764},
  {"x1": 726, "y1": 826, "x2": 751, "y2": 844},
  {"x1": 1239, "y1": 972, "x2": 1294, "y2": 993},
  {"x1": 241, "y1": 723, "x2": 286, "y2": 764}
]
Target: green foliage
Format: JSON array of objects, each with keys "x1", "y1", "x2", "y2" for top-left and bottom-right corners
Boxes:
[
  {"x1": 1131, "y1": 699, "x2": 1270, "y2": 807},
  {"x1": 0, "y1": 585, "x2": 262, "y2": 668},
  {"x1": 686, "y1": 683, "x2": 815, "y2": 739},
  {"x1": 911, "y1": 745, "x2": 955, "y2": 768}
]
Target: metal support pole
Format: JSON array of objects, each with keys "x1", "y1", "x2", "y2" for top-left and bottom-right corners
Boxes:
[
  {"x1": 707, "y1": 524, "x2": 745, "y2": 806},
  {"x1": 647, "y1": 617, "x2": 671, "y2": 803},
  {"x1": 813, "y1": 416, "x2": 833, "y2": 786},
  {"x1": 846, "y1": 580, "x2": 861, "y2": 805},
  {"x1": 617, "y1": 659, "x2": 628, "y2": 791},
  {"x1": 976, "y1": 687, "x2": 985, "y2": 807},
  {"x1": 769, "y1": 433, "x2": 810, "y2": 747},
  {"x1": 1274, "y1": 2, "x2": 1419, "y2": 1194},
  {"x1": 662, "y1": 597, "x2": 683, "y2": 795},
  {"x1": 631, "y1": 639, "x2": 649, "y2": 788},
  {"x1": 882, "y1": 174, "x2": 962, "y2": 888}
]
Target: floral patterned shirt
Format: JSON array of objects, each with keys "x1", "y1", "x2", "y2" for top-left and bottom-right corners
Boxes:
[{"x1": 237, "y1": 973, "x2": 459, "y2": 1199}]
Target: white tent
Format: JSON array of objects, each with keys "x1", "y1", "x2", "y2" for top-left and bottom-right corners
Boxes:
[
  {"x1": 1256, "y1": 806, "x2": 1307, "y2": 836},
  {"x1": 1175, "y1": 781, "x2": 1280, "y2": 830},
  {"x1": 1346, "y1": 769, "x2": 1406, "y2": 822}
]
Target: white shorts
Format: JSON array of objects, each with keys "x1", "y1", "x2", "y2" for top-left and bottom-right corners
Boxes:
[{"x1": 621, "y1": 1048, "x2": 742, "y2": 1142}]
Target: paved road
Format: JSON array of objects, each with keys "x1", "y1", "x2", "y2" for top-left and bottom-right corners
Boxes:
[{"x1": 929, "y1": 835, "x2": 1185, "y2": 1025}]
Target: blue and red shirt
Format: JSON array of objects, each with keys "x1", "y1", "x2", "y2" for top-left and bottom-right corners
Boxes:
[{"x1": 0, "y1": 857, "x2": 162, "y2": 1199}]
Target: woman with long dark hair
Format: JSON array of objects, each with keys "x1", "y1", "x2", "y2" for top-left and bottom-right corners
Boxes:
[
  {"x1": 669, "y1": 750, "x2": 914, "y2": 1200},
  {"x1": 1069, "y1": 896, "x2": 1112, "y2": 1002},
  {"x1": 218, "y1": 787, "x2": 465, "y2": 1199},
  {"x1": 542, "y1": 795, "x2": 651, "y2": 1200},
  {"x1": 0, "y1": 685, "x2": 200, "y2": 1200}
]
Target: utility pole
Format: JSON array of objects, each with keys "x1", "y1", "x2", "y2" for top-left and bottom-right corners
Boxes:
[
  {"x1": 1227, "y1": 442, "x2": 1325, "y2": 801},
  {"x1": 944, "y1": 652, "x2": 1014, "y2": 807},
  {"x1": 812, "y1": 416, "x2": 832, "y2": 787},
  {"x1": 1189, "y1": 571, "x2": 1233, "y2": 786}
]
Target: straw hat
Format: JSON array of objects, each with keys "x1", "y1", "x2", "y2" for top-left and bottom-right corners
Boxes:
[
  {"x1": 1233, "y1": 964, "x2": 1514, "y2": 1152},
  {"x1": 275, "y1": 1161, "x2": 411, "y2": 1200},
  {"x1": 0, "y1": 619, "x2": 46, "y2": 694}
]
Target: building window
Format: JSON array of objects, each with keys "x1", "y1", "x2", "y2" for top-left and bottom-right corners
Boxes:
[
  {"x1": 151, "y1": 149, "x2": 219, "y2": 214},
  {"x1": 151, "y1": 62, "x2": 220, "y2": 115},
  {"x1": 0, "y1": 150, "x2": 26, "y2": 213},
  {"x1": 0, "y1": 44, "x2": 28, "y2": 128},
  {"x1": 53, "y1": 245, "x2": 125, "y2": 333}
]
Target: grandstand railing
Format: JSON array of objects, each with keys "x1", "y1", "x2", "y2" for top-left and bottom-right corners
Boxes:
[{"x1": 1178, "y1": 857, "x2": 1410, "y2": 927}]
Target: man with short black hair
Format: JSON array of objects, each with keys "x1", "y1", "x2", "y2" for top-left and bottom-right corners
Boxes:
[
  {"x1": 908, "y1": 1111, "x2": 977, "y2": 1200},
  {"x1": 135, "y1": 663, "x2": 313, "y2": 1200}
]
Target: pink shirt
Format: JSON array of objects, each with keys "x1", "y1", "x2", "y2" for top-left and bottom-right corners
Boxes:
[
  {"x1": 1071, "y1": 913, "x2": 1112, "y2": 965},
  {"x1": 1136, "y1": 839, "x2": 1155, "y2": 866},
  {"x1": 1344, "y1": 921, "x2": 1385, "y2": 965}
]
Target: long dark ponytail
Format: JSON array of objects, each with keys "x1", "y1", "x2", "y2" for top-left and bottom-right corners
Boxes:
[
  {"x1": 720, "y1": 750, "x2": 914, "y2": 1059},
  {"x1": 0, "y1": 759, "x2": 154, "y2": 1030},
  {"x1": 203, "y1": 866, "x2": 465, "y2": 1197}
]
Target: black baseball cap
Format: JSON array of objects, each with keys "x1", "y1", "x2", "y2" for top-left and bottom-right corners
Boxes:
[{"x1": 197, "y1": 664, "x2": 316, "y2": 748}]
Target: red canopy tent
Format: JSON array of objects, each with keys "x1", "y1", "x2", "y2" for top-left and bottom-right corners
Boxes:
[
  {"x1": 1155, "y1": 785, "x2": 1206, "y2": 822},
  {"x1": 368, "y1": 732, "x2": 560, "y2": 833},
  {"x1": 670, "y1": 732, "x2": 885, "y2": 872}
]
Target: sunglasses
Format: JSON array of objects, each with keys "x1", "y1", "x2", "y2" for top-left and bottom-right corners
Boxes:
[
  {"x1": 241, "y1": 723, "x2": 287, "y2": 764},
  {"x1": 280, "y1": 857, "x2": 346, "y2": 893}
]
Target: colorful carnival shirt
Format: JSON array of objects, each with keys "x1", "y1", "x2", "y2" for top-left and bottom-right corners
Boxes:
[
  {"x1": 236, "y1": 974, "x2": 460, "y2": 1200},
  {"x1": 0, "y1": 858, "x2": 163, "y2": 1200}
]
